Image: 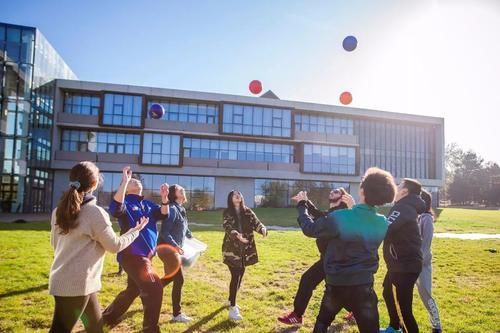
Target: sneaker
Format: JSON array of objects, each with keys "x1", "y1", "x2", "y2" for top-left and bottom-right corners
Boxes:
[
  {"x1": 172, "y1": 313, "x2": 193, "y2": 323},
  {"x1": 380, "y1": 327, "x2": 402, "y2": 333},
  {"x1": 343, "y1": 311, "x2": 355, "y2": 322},
  {"x1": 229, "y1": 306, "x2": 243, "y2": 321},
  {"x1": 277, "y1": 311, "x2": 303, "y2": 325}
]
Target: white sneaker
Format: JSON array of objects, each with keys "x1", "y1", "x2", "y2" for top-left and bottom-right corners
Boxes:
[
  {"x1": 229, "y1": 306, "x2": 243, "y2": 321},
  {"x1": 172, "y1": 313, "x2": 193, "y2": 323}
]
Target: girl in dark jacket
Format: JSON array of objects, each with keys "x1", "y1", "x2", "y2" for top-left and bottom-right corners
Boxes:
[{"x1": 222, "y1": 190, "x2": 267, "y2": 321}]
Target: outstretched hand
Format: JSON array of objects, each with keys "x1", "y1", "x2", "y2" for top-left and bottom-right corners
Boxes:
[
  {"x1": 341, "y1": 194, "x2": 355, "y2": 209},
  {"x1": 132, "y1": 216, "x2": 149, "y2": 232}
]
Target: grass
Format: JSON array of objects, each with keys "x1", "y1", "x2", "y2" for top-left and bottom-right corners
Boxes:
[{"x1": 0, "y1": 208, "x2": 499, "y2": 332}]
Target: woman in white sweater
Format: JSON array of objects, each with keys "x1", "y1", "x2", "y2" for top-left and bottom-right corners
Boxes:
[{"x1": 49, "y1": 161, "x2": 148, "y2": 333}]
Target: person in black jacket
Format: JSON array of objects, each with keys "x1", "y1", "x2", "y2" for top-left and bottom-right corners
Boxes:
[
  {"x1": 278, "y1": 188, "x2": 354, "y2": 325},
  {"x1": 382, "y1": 178, "x2": 426, "y2": 333}
]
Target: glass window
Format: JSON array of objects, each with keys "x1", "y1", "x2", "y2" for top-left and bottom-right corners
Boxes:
[
  {"x1": 146, "y1": 100, "x2": 219, "y2": 124},
  {"x1": 255, "y1": 179, "x2": 351, "y2": 208},
  {"x1": 60, "y1": 129, "x2": 140, "y2": 154},
  {"x1": 142, "y1": 133, "x2": 181, "y2": 165},
  {"x1": 64, "y1": 92, "x2": 100, "y2": 115},
  {"x1": 303, "y1": 144, "x2": 356, "y2": 175},
  {"x1": 183, "y1": 137, "x2": 294, "y2": 163},
  {"x1": 222, "y1": 103, "x2": 292, "y2": 138},
  {"x1": 295, "y1": 113, "x2": 353, "y2": 136},
  {"x1": 102, "y1": 93, "x2": 142, "y2": 127},
  {"x1": 97, "y1": 172, "x2": 214, "y2": 210}
]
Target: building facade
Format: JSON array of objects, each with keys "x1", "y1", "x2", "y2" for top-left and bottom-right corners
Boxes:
[
  {"x1": 49, "y1": 80, "x2": 444, "y2": 212},
  {"x1": 0, "y1": 22, "x2": 77, "y2": 213}
]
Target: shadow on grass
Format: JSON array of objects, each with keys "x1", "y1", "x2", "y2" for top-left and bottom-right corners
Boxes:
[
  {"x1": 93, "y1": 309, "x2": 144, "y2": 333},
  {"x1": 182, "y1": 306, "x2": 226, "y2": 333},
  {"x1": 204, "y1": 319, "x2": 238, "y2": 332},
  {"x1": 0, "y1": 221, "x2": 50, "y2": 231},
  {"x1": 0, "y1": 283, "x2": 48, "y2": 298},
  {"x1": 274, "y1": 326, "x2": 301, "y2": 333}
]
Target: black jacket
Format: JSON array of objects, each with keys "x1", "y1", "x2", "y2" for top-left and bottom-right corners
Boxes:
[
  {"x1": 383, "y1": 194, "x2": 426, "y2": 273},
  {"x1": 304, "y1": 200, "x2": 346, "y2": 254}
]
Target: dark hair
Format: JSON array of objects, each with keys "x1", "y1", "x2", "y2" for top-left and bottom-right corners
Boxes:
[
  {"x1": 168, "y1": 184, "x2": 179, "y2": 203},
  {"x1": 402, "y1": 178, "x2": 422, "y2": 195},
  {"x1": 331, "y1": 187, "x2": 348, "y2": 209},
  {"x1": 226, "y1": 190, "x2": 247, "y2": 217},
  {"x1": 420, "y1": 189, "x2": 435, "y2": 220},
  {"x1": 360, "y1": 167, "x2": 397, "y2": 206},
  {"x1": 56, "y1": 161, "x2": 100, "y2": 234}
]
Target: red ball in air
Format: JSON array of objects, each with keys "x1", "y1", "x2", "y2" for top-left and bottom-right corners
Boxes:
[
  {"x1": 340, "y1": 91, "x2": 352, "y2": 105},
  {"x1": 249, "y1": 80, "x2": 263, "y2": 95}
]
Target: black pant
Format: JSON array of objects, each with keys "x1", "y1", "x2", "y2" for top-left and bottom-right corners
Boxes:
[
  {"x1": 228, "y1": 265, "x2": 245, "y2": 306},
  {"x1": 383, "y1": 271, "x2": 420, "y2": 333},
  {"x1": 162, "y1": 268, "x2": 184, "y2": 316},
  {"x1": 50, "y1": 292, "x2": 102, "y2": 333},
  {"x1": 102, "y1": 254, "x2": 163, "y2": 333},
  {"x1": 314, "y1": 283, "x2": 379, "y2": 333},
  {"x1": 293, "y1": 258, "x2": 325, "y2": 316}
]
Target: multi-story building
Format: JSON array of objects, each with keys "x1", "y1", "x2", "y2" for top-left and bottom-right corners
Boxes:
[
  {"x1": 0, "y1": 22, "x2": 76, "y2": 213},
  {"x1": 0, "y1": 22, "x2": 444, "y2": 213},
  {"x1": 50, "y1": 79, "x2": 444, "y2": 211}
]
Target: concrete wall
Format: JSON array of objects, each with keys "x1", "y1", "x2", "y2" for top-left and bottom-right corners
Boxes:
[{"x1": 215, "y1": 177, "x2": 255, "y2": 208}]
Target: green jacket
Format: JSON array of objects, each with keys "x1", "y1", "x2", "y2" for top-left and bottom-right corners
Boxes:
[{"x1": 298, "y1": 203, "x2": 388, "y2": 286}]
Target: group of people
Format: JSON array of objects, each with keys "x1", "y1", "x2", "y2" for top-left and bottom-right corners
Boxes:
[
  {"x1": 277, "y1": 167, "x2": 442, "y2": 333},
  {"x1": 48, "y1": 161, "x2": 441, "y2": 333}
]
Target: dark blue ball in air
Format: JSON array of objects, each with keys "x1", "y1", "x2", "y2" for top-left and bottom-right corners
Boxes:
[
  {"x1": 343, "y1": 36, "x2": 357, "y2": 52},
  {"x1": 149, "y1": 103, "x2": 165, "y2": 119}
]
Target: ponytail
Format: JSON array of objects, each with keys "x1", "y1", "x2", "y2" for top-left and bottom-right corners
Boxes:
[
  {"x1": 55, "y1": 161, "x2": 100, "y2": 234},
  {"x1": 56, "y1": 187, "x2": 84, "y2": 234}
]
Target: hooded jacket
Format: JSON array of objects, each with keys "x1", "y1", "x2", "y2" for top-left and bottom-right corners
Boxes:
[{"x1": 383, "y1": 193, "x2": 426, "y2": 273}]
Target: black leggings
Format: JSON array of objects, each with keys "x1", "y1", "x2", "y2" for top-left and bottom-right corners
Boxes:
[
  {"x1": 228, "y1": 265, "x2": 245, "y2": 306},
  {"x1": 50, "y1": 292, "x2": 103, "y2": 333},
  {"x1": 383, "y1": 271, "x2": 420, "y2": 333}
]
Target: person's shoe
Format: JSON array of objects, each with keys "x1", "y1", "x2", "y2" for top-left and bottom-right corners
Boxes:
[
  {"x1": 277, "y1": 311, "x2": 303, "y2": 325},
  {"x1": 432, "y1": 329, "x2": 442, "y2": 333},
  {"x1": 172, "y1": 313, "x2": 192, "y2": 323},
  {"x1": 343, "y1": 311, "x2": 355, "y2": 322},
  {"x1": 229, "y1": 305, "x2": 243, "y2": 321},
  {"x1": 379, "y1": 327, "x2": 402, "y2": 333}
]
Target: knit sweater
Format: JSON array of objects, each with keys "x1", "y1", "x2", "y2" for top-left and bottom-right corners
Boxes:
[{"x1": 49, "y1": 198, "x2": 140, "y2": 296}]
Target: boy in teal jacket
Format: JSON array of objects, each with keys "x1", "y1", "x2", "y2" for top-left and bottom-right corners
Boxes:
[{"x1": 296, "y1": 167, "x2": 397, "y2": 333}]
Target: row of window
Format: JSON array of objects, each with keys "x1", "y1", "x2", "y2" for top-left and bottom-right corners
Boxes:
[
  {"x1": 64, "y1": 93, "x2": 100, "y2": 115},
  {"x1": 61, "y1": 130, "x2": 141, "y2": 155},
  {"x1": 59, "y1": 130, "x2": 356, "y2": 175},
  {"x1": 295, "y1": 114, "x2": 354, "y2": 135},
  {"x1": 184, "y1": 138, "x2": 294, "y2": 163},
  {"x1": 222, "y1": 104, "x2": 292, "y2": 138},
  {"x1": 147, "y1": 100, "x2": 218, "y2": 124},
  {"x1": 98, "y1": 172, "x2": 215, "y2": 210},
  {"x1": 255, "y1": 179, "x2": 351, "y2": 208},
  {"x1": 95, "y1": 172, "x2": 353, "y2": 210},
  {"x1": 61, "y1": 93, "x2": 362, "y2": 139},
  {"x1": 303, "y1": 144, "x2": 357, "y2": 175}
]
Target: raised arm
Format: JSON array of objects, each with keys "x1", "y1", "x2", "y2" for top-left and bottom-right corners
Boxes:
[
  {"x1": 160, "y1": 206, "x2": 181, "y2": 248},
  {"x1": 109, "y1": 166, "x2": 133, "y2": 218},
  {"x1": 297, "y1": 203, "x2": 339, "y2": 238}
]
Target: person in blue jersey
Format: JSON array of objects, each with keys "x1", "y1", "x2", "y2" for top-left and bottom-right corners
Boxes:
[
  {"x1": 102, "y1": 166, "x2": 169, "y2": 333},
  {"x1": 296, "y1": 167, "x2": 397, "y2": 333}
]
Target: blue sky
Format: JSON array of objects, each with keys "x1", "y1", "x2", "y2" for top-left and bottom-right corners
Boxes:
[{"x1": 2, "y1": 0, "x2": 499, "y2": 162}]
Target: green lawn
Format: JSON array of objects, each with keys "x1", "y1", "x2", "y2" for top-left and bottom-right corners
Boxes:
[{"x1": 0, "y1": 208, "x2": 499, "y2": 332}]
